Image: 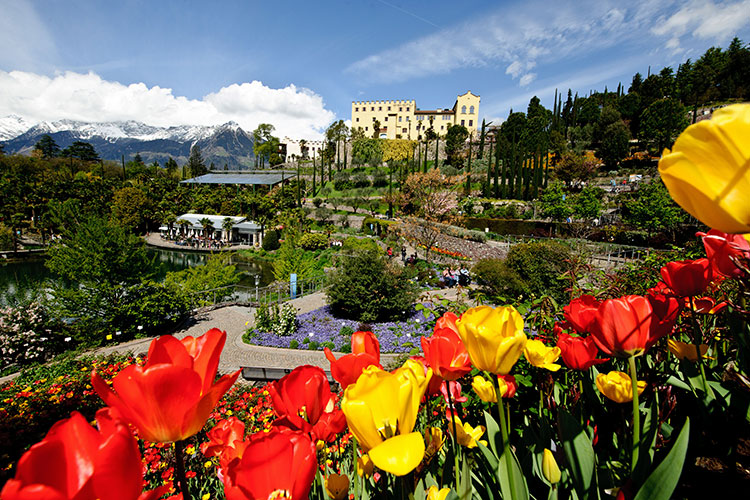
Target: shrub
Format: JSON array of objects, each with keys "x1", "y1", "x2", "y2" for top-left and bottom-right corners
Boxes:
[
  {"x1": 505, "y1": 241, "x2": 572, "y2": 302},
  {"x1": 271, "y1": 303, "x2": 298, "y2": 336},
  {"x1": 312, "y1": 198, "x2": 323, "y2": 208},
  {"x1": 372, "y1": 171, "x2": 388, "y2": 188},
  {"x1": 333, "y1": 171, "x2": 352, "y2": 191},
  {"x1": 0, "y1": 223, "x2": 13, "y2": 251},
  {"x1": 262, "y1": 229, "x2": 280, "y2": 251},
  {"x1": 472, "y1": 258, "x2": 527, "y2": 301},
  {"x1": 298, "y1": 232, "x2": 328, "y2": 250},
  {"x1": 326, "y1": 249, "x2": 419, "y2": 322},
  {"x1": 352, "y1": 172, "x2": 370, "y2": 188},
  {"x1": 342, "y1": 236, "x2": 381, "y2": 253},
  {"x1": 0, "y1": 301, "x2": 67, "y2": 372}
]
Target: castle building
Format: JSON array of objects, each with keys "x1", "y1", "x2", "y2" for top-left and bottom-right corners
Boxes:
[{"x1": 351, "y1": 91, "x2": 480, "y2": 140}]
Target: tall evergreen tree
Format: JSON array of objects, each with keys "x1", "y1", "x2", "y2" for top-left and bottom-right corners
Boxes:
[
  {"x1": 33, "y1": 135, "x2": 61, "y2": 159},
  {"x1": 186, "y1": 144, "x2": 207, "y2": 177}
]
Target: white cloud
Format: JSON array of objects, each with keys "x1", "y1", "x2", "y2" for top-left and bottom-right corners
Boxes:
[
  {"x1": 519, "y1": 73, "x2": 537, "y2": 87},
  {"x1": 346, "y1": 0, "x2": 639, "y2": 86},
  {"x1": 0, "y1": 70, "x2": 336, "y2": 139},
  {"x1": 652, "y1": 1, "x2": 750, "y2": 44}
]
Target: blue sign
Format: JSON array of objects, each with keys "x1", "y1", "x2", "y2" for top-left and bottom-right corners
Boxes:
[{"x1": 290, "y1": 273, "x2": 297, "y2": 299}]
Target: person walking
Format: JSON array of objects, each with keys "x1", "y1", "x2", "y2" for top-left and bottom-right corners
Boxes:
[
  {"x1": 387, "y1": 247, "x2": 393, "y2": 259},
  {"x1": 401, "y1": 246, "x2": 407, "y2": 262}
]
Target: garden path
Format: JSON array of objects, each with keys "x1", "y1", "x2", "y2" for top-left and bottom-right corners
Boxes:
[{"x1": 0, "y1": 287, "x2": 471, "y2": 386}]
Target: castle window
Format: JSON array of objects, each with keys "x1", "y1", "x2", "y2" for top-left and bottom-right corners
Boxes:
[
  {"x1": 406, "y1": 116, "x2": 410, "y2": 121},
  {"x1": 461, "y1": 105, "x2": 467, "y2": 114},
  {"x1": 356, "y1": 118, "x2": 359, "y2": 122},
  {"x1": 461, "y1": 119, "x2": 465, "y2": 126},
  {"x1": 384, "y1": 116, "x2": 388, "y2": 121},
  {"x1": 371, "y1": 107, "x2": 374, "y2": 111},
  {"x1": 441, "y1": 126, "x2": 444, "y2": 130},
  {"x1": 469, "y1": 120, "x2": 473, "y2": 126},
  {"x1": 469, "y1": 106, "x2": 475, "y2": 114},
  {"x1": 399, "y1": 107, "x2": 402, "y2": 111},
  {"x1": 355, "y1": 107, "x2": 359, "y2": 112},
  {"x1": 398, "y1": 116, "x2": 402, "y2": 122},
  {"x1": 402, "y1": 128, "x2": 407, "y2": 133},
  {"x1": 388, "y1": 106, "x2": 391, "y2": 111},
  {"x1": 365, "y1": 127, "x2": 368, "y2": 131},
  {"x1": 379, "y1": 106, "x2": 382, "y2": 111},
  {"x1": 406, "y1": 107, "x2": 410, "y2": 111}
]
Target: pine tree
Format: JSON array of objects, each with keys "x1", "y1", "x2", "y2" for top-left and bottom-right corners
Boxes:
[
  {"x1": 187, "y1": 145, "x2": 207, "y2": 177},
  {"x1": 33, "y1": 134, "x2": 60, "y2": 159}
]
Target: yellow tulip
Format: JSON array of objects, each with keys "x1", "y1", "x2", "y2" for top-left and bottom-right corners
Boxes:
[
  {"x1": 542, "y1": 448, "x2": 561, "y2": 484},
  {"x1": 357, "y1": 454, "x2": 374, "y2": 478},
  {"x1": 427, "y1": 486, "x2": 451, "y2": 500},
  {"x1": 342, "y1": 359, "x2": 431, "y2": 476},
  {"x1": 424, "y1": 426, "x2": 445, "y2": 461},
  {"x1": 448, "y1": 415, "x2": 487, "y2": 449},
  {"x1": 524, "y1": 339, "x2": 562, "y2": 371},
  {"x1": 596, "y1": 371, "x2": 646, "y2": 403},
  {"x1": 668, "y1": 339, "x2": 709, "y2": 362},
  {"x1": 659, "y1": 104, "x2": 750, "y2": 234},
  {"x1": 472, "y1": 375, "x2": 499, "y2": 402},
  {"x1": 324, "y1": 473, "x2": 349, "y2": 500},
  {"x1": 456, "y1": 305, "x2": 527, "y2": 375}
]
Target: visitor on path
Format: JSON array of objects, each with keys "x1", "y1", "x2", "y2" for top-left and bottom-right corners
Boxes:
[
  {"x1": 387, "y1": 247, "x2": 393, "y2": 258},
  {"x1": 459, "y1": 267, "x2": 470, "y2": 286},
  {"x1": 401, "y1": 246, "x2": 407, "y2": 262},
  {"x1": 442, "y1": 268, "x2": 451, "y2": 287}
]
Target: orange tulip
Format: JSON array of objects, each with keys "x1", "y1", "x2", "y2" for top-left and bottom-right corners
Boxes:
[
  {"x1": 92, "y1": 328, "x2": 240, "y2": 443},
  {"x1": 421, "y1": 324, "x2": 472, "y2": 381},
  {"x1": 324, "y1": 332, "x2": 382, "y2": 388}
]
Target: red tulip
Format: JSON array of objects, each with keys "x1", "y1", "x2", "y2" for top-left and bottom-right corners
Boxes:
[
  {"x1": 498, "y1": 374, "x2": 517, "y2": 398},
  {"x1": 351, "y1": 331, "x2": 380, "y2": 363},
  {"x1": 691, "y1": 296, "x2": 728, "y2": 315},
  {"x1": 421, "y1": 327, "x2": 472, "y2": 381},
  {"x1": 311, "y1": 410, "x2": 348, "y2": 443},
  {"x1": 557, "y1": 332, "x2": 609, "y2": 370},
  {"x1": 222, "y1": 428, "x2": 317, "y2": 500},
  {"x1": 700, "y1": 229, "x2": 750, "y2": 278},
  {"x1": 563, "y1": 295, "x2": 600, "y2": 334},
  {"x1": 1, "y1": 408, "x2": 155, "y2": 500},
  {"x1": 660, "y1": 258, "x2": 712, "y2": 297},
  {"x1": 92, "y1": 328, "x2": 240, "y2": 443},
  {"x1": 268, "y1": 365, "x2": 337, "y2": 434},
  {"x1": 435, "y1": 311, "x2": 459, "y2": 334},
  {"x1": 200, "y1": 417, "x2": 248, "y2": 470},
  {"x1": 324, "y1": 333, "x2": 382, "y2": 388},
  {"x1": 646, "y1": 289, "x2": 682, "y2": 339},
  {"x1": 590, "y1": 295, "x2": 666, "y2": 357}
]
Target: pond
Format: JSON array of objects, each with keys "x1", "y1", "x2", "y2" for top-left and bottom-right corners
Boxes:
[{"x1": 0, "y1": 248, "x2": 276, "y2": 306}]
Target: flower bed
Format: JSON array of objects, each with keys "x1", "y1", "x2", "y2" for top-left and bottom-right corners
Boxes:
[{"x1": 245, "y1": 304, "x2": 435, "y2": 353}]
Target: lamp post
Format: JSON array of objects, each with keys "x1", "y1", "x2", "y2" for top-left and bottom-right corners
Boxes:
[{"x1": 254, "y1": 274, "x2": 260, "y2": 302}]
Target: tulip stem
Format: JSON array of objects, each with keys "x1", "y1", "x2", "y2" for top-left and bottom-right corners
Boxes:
[
  {"x1": 628, "y1": 356, "x2": 640, "y2": 474},
  {"x1": 174, "y1": 440, "x2": 191, "y2": 500},
  {"x1": 688, "y1": 296, "x2": 712, "y2": 395},
  {"x1": 494, "y1": 376, "x2": 516, "y2": 497},
  {"x1": 447, "y1": 384, "x2": 461, "y2": 488}
]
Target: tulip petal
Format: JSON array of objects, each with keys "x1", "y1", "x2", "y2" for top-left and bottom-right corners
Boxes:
[
  {"x1": 0, "y1": 482, "x2": 68, "y2": 500},
  {"x1": 146, "y1": 335, "x2": 193, "y2": 371},
  {"x1": 183, "y1": 328, "x2": 226, "y2": 394},
  {"x1": 183, "y1": 370, "x2": 241, "y2": 439},
  {"x1": 368, "y1": 432, "x2": 425, "y2": 476}
]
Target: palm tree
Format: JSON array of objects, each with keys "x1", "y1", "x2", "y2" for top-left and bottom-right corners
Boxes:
[
  {"x1": 162, "y1": 212, "x2": 176, "y2": 239},
  {"x1": 199, "y1": 217, "x2": 214, "y2": 241},
  {"x1": 176, "y1": 218, "x2": 191, "y2": 237},
  {"x1": 222, "y1": 217, "x2": 235, "y2": 243}
]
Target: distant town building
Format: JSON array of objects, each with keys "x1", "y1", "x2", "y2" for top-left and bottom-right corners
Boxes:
[
  {"x1": 282, "y1": 137, "x2": 326, "y2": 160},
  {"x1": 351, "y1": 91, "x2": 480, "y2": 140}
]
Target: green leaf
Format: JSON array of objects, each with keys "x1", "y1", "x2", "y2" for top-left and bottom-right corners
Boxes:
[
  {"x1": 633, "y1": 418, "x2": 690, "y2": 500},
  {"x1": 634, "y1": 401, "x2": 659, "y2": 482},
  {"x1": 484, "y1": 410, "x2": 501, "y2": 456},
  {"x1": 558, "y1": 410, "x2": 595, "y2": 500},
  {"x1": 458, "y1": 456, "x2": 473, "y2": 500},
  {"x1": 498, "y1": 448, "x2": 530, "y2": 500}
]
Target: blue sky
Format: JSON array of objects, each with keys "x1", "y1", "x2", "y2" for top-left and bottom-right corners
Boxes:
[{"x1": 1, "y1": 0, "x2": 749, "y2": 138}]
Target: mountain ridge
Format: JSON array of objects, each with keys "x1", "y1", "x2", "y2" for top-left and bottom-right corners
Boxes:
[{"x1": 0, "y1": 117, "x2": 256, "y2": 169}]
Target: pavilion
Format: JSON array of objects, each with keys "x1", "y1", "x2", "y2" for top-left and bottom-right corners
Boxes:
[{"x1": 160, "y1": 213, "x2": 264, "y2": 246}]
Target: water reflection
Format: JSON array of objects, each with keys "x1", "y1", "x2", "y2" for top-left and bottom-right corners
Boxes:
[{"x1": 0, "y1": 249, "x2": 275, "y2": 306}]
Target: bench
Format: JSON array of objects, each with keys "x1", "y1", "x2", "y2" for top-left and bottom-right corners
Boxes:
[{"x1": 241, "y1": 366, "x2": 337, "y2": 386}]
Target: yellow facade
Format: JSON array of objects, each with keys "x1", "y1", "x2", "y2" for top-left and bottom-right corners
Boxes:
[{"x1": 351, "y1": 91, "x2": 480, "y2": 140}]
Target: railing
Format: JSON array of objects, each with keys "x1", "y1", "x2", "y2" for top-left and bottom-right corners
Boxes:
[{"x1": 188, "y1": 274, "x2": 328, "y2": 309}]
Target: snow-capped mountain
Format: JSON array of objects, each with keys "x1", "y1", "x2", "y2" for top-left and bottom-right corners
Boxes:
[
  {"x1": 0, "y1": 117, "x2": 256, "y2": 169},
  {"x1": 0, "y1": 115, "x2": 34, "y2": 141}
]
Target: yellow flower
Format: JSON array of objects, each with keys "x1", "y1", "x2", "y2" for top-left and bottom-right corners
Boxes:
[
  {"x1": 204, "y1": 460, "x2": 213, "y2": 468},
  {"x1": 202, "y1": 494, "x2": 210, "y2": 500},
  {"x1": 342, "y1": 359, "x2": 431, "y2": 476},
  {"x1": 542, "y1": 449, "x2": 561, "y2": 484},
  {"x1": 596, "y1": 371, "x2": 646, "y2": 403},
  {"x1": 668, "y1": 339, "x2": 709, "y2": 362},
  {"x1": 471, "y1": 375, "x2": 497, "y2": 403},
  {"x1": 659, "y1": 104, "x2": 750, "y2": 234},
  {"x1": 427, "y1": 485, "x2": 451, "y2": 500},
  {"x1": 325, "y1": 473, "x2": 349, "y2": 500},
  {"x1": 524, "y1": 339, "x2": 562, "y2": 371},
  {"x1": 456, "y1": 305, "x2": 527, "y2": 375},
  {"x1": 424, "y1": 427, "x2": 445, "y2": 461},
  {"x1": 357, "y1": 454, "x2": 374, "y2": 478},
  {"x1": 448, "y1": 416, "x2": 487, "y2": 449}
]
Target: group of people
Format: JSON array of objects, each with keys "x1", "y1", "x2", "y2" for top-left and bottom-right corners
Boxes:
[{"x1": 442, "y1": 266, "x2": 470, "y2": 287}]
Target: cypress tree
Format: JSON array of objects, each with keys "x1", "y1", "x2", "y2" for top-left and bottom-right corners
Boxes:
[
  {"x1": 423, "y1": 141, "x2": 428, "y2": 173},
  {"x1": 478, "y1": 119, "x2": 486, "y2": 159},
  {"x1": 434, "y1": 135, "x2": 440, "y2": 170},
  {"x1": 494, "y1": 136, "x2": 501, "y2": 198},
  {"x1": 485, "y1": 140, "x2": 492, "y2": 197},
  {"x1": 465, "y1": 140, "x2": 472, "y2": 197},
  {"x1": 312, "y1": 154, "x2": 316, "y2": 196}
]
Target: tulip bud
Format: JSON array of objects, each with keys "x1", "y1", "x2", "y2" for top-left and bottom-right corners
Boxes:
[
  {"x1": 542, "y1": 448, "x2": 561, "y2": 484},
  {"x1": 472, "y1": 375, "x2": 497, "y2": 403}
]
